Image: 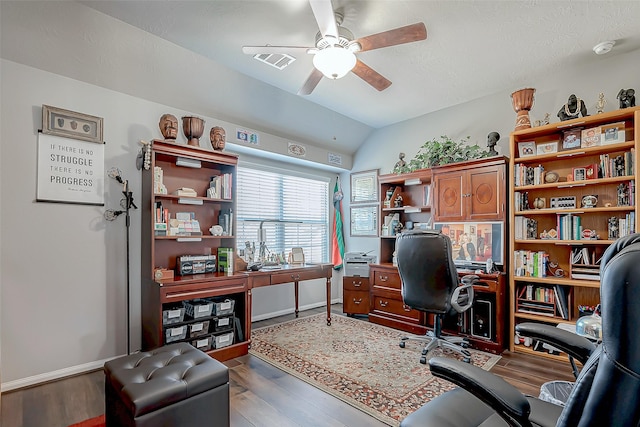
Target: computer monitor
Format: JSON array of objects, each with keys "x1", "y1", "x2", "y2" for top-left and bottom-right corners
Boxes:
[{"x1": 433, "y1": 221, "x2": 504, "y2": 268}]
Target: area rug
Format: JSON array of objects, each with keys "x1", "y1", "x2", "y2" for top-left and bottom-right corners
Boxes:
[
  {"x1": 68, "y1": 414, "x2": 104, "y2": 427},
  {"x1": 249, "y1": 313, "x2": 501, "y2": 426}
]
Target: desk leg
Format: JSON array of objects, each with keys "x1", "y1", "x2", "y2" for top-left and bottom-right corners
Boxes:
[
  {"x1": 294, "y1": 281, "x2": 299, "y2": 317},
  {"x1": 326, "y1": 276, "x2": 332, "y2": 326}
]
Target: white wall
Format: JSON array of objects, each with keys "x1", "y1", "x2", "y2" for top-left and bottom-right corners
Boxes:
[
  {"x1": 345, "y1": 49, "x2": 640, "y2": 258},
  {"x1": 0, "y1": 60, "x2": 345, "y2": 388}
]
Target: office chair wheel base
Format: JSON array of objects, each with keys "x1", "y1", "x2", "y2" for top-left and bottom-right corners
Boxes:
[
  {"x1": 420, "y1": 356, "x2": 427, "y2": 364},
  {"x1": 461, "y1": 342, "x2": 469, "y2": 348},
  {"x1": 421, "y1": 348, "x2": 428, "y2": 355},
  {"x1": 463, "y1": 357, "x2": 471, "y2": 363},
  {"x1": 399, "y1": 341, "x2": 406, "y2": 348}
]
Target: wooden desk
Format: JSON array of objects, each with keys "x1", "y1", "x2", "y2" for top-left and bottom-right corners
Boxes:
[{"x1": 244, "y1": 263, "x2": 333, "y2": 341}]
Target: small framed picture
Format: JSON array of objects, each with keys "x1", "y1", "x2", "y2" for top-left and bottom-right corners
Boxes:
[
  {"x1": 573, "y1": 167, "x2": 586, "y2": 181},
  {"x1": 562, "y1": 128, "x2": 582, "y2": 150},
  {"x1": 42, "y1": 104, "x2": 104, "y2": 143},
  {"x1": 536, "y1": 141, "x2": 558, "y2": 155},
  {"x1": 581, "y1": 126, "x2": 601, "y2": 148},
  {"x1": 601, "y1": 122, "x2": 626, "y2": 145},
  {"x1": 518, "y1": 141, "x2": 535, "y2": 157},
  {"x1": 350, "y1": 205, "x2": 379, "y2": 237},
  {"x1": 585, "y1": 163, "x2": 599, "y2": 180}
]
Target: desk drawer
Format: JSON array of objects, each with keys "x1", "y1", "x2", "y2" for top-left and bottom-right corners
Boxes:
[
  {"x1": 343, "y1": 290, "x2": 370, "y2": 314},
  {"x1": 371, "y1": 269, "x2": 401, "y2": 290},
  {"x1": 371, "y1": 295, "x2": 421, "y2": 322},
  {"x1": 343, "y1": 276, "x2": 369, "y2": 292},
  {"x1": 270, "y1": 269, "x2": 323, "y2": 284}
]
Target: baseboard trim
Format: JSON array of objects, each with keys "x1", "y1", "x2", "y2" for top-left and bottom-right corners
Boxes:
[{"x1": 1, "y1": 354, "x2": 124, "y2": 392}]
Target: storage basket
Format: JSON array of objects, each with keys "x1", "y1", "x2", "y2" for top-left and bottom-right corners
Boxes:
[
  {"x1": 188, "y1": 320, "x2": 210, "y2": 338},
  {"x1": 213, "y1": 331, "x2": 234, "y2": 349},
  {"x1": 210, "y1": 298, "x2": 235, "y2": 316},
  {"x1": 191, "y1": 334, "x2": 213, "y2": 352},
  {"x1": 183, "y1": 299, "x2": 213, "y2": 319},
  {"x1": 162, "y1": 305, "x2": 185, "y2": 325},
  {"x1": 165, "y1": 325, "x2": 187, "y2": 343},
  {"x1": 211, "y1": 315, "x2": 234, "y2": 333}
]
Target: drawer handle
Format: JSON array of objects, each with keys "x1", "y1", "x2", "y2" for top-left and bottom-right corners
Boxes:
[
  {"x1": 403, "y1": 304, "x2": 412, "y2": 312},
  {"x1": 352, "y1": 280, "x2": 362, "y2": 287},
  {"x1": 379, "y1": 275, "x2": 389, "y2": 282},
  {"x1": 291, "y1": 274, "x2": 300, "y2": 281},
  {"x1": 379, "y1": 300, "x2": 388, "y2": 307},
  {"x1": 353, "y1": 298, "x2": 362, "y2": 305}
]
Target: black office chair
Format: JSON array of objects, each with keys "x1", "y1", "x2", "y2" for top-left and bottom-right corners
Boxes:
[
  {"x1": 400, "y1": 233, "x2": 640, "y2": 427},
  {"x1": 396, "y1": 230, "x2": 477, "y2": 364}
]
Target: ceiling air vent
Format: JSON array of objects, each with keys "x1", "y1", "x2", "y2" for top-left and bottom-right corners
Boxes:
[{"x1": 253, "y1": 53, "x2": 296, "y2": 70}]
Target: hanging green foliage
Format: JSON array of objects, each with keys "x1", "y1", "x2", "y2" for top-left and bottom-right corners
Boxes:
[{"x1": 394, "y1": 135, "x2": 491, "y2": 173}]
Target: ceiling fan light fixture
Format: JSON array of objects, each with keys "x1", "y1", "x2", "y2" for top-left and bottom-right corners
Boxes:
[{"x1": 312, "y1": 46, "x2": 356, "y2": 79}]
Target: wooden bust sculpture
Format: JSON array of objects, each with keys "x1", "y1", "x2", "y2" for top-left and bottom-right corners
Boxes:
[
  {"x1": 158, "y1": 114, "x2": 178, "y2": 141},
  {"x1": 210, "y1": 126, "x2": 226, "y2": 151}
]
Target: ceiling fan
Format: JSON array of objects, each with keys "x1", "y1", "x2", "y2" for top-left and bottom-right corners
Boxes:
[{"x1": 242, "y1": 0, "x2": 427, "y2": 95}]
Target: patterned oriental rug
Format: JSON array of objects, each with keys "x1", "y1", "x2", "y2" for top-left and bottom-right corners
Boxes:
[{"x1": 250, "y1": 313, "x2": 501, "y2": 426}]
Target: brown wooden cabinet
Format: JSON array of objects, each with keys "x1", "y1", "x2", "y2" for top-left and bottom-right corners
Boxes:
[
  {"x1": 141, "y1": 140, "x2": 249, "y2": 362},
  {"x1": 508, "y1": 106, "x2": 639, "y2": 361},
  {"x1": 433, "y1": 157, "x2": 507, "y2": 223},
  {"x1": 342, "y1": 276, "x2": 370, "y2": 315}
]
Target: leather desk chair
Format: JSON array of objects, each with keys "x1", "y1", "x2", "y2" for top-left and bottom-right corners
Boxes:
[
  {"x1": 396, "y1": 230, "x2": 476, "y2": 364},
  {"x1": 400, "y1": 233, "x2": 640, "y2": 427}
]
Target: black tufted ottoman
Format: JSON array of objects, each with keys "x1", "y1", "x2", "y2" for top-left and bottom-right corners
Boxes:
[{"x1": 104, "y1": 342, "x2": 229, "y2": 427}]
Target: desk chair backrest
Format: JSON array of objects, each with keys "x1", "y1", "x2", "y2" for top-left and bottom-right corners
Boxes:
[
  {"x1": 396, "y1": 230, "x2": 460, "y2": 315},
  {"x1": 558, "y1": 233, "x2": 640, "y2": 426}
]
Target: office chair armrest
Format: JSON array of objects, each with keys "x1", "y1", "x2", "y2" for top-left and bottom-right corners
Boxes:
[
  {"x1": 516, "y1": 322, "x2": 596, "y2": 365},
  {"x1": 451, "y1": 275, "x2": 477, "y2": 312},
  {"x1": 429, "y1": 356, "x2": 531, "y2": 427}
]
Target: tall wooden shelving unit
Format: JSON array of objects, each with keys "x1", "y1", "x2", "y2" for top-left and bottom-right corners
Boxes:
[
  {"x1": 141, "y1": 140, "x2": 250, "y2": 362},
  {"x1": 508, "y1": 106, "x2": 639, "y2": 360}
]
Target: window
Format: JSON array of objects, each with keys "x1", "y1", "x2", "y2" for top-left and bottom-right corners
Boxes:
[{"x1": 235, "y1": 165, "x2": 329, "y2": 264}]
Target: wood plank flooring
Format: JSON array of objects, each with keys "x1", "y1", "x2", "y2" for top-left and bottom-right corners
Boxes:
[{"x1": 1, "y1": 304, "x2": 576, "y2": 427}]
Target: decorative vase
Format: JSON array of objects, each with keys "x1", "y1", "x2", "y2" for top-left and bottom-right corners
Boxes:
[
  {"x1": 511, "y1": 88, "x2": 536, "y2": 131},
  {"x1": 182, "y1": 116, "x2": 205, "y2": 147}
]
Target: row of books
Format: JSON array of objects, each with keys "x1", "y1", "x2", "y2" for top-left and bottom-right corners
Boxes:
[
  {"x1": 557, "y1": 214, "x2": 582, "y2": 241},
  {"x1": 513, "y1": 164, "x2": 545, "y2": 187},
  {"x1": 517, "y1": 284, "x2": 570, "y2": 320},
  {"x1": 514, "y1": 216, "x2": 538, "y2": 239},
  {"x1": 611, "y1": 212, "x2": 635, "y2": 239},
  {"x1": 599, "y1": 149, "x2": 634, "y2": 178},
  {"x1": 208, "y1": 173, "x2": 233, "y2": 200},
  {"x1": 513, "y1": 250, "x2": 548, "y2": 278}
]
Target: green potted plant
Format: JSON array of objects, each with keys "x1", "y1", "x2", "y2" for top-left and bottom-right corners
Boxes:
[{"x1": 395, "y1": 135, "x2": 491, "y2": 173}]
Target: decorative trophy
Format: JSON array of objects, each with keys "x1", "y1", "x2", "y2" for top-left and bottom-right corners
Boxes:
[
  {"x1": 511, "y1": 88, "x2": 536, "y2": 131},
  {"x1": 181, "y1": 116, "x2": 205, "y2": 147}
]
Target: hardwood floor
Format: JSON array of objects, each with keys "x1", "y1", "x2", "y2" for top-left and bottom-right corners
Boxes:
[{"x1": 1, "y1": 304, "x2": 576, "y2": 427}]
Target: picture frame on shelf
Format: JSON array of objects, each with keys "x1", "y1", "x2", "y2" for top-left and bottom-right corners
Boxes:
[
  {"x1": 518, "y1": 141, "x2": 536, "y2": 157},
  {"x1": 562, "y1": 128, "x2": 582, "y2": 150},
  {"x1": 600, "y1": 122, "x2": 626, "y2": 145},
  {"x1": 350, "y1": 169, "x2": 378, "y2": 204},
  {"x1": 350, "y1": 205, "x2": 378, "y2": 237},
  {"x1": 41, "y1": 104, "x2": 104, "y2": 143},
  {"x1": 581, "y1": 126, "x2": 601, "y2": 148},
  {"x1": 536, "y1": 141, "x2": 558, "y2": 155},
  {"x1": 585, "y1": 163, "x2": 599, "y2": 180},
  {"x1": 573, "y1": 167, "x2": 586, "y2": 181}
]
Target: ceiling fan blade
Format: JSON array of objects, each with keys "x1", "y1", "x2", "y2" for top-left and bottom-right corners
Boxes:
[
  {"x1": 309, "y1": 0, "x2": 338, "y2": 40},
  {"x1": 355, "y1": 22, "x2": 427, "y2": 52},
  {"x1": 351, "y1": 59, "x2": 392, "y2": 92},
  {"x1": 242, "y1": 45, "x2": 313, "y2": 55},
  {"x1": 298, "y1": 68, "x2": 324, "y2": 96}
]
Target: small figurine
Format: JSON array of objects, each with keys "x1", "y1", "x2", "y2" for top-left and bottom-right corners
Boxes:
[
  {"x1": 393, "y1": 152, "x2": 407, "y2": 173},
  {"x1": 541, "y1": 113, "x2": 550, "y2": 125},
  {"x1": 486, "y1": 132, "x2": 499, "y2": 156},
  {"x1": 210, "y1": 126, "x2": 226, "y2": 151},
  {"x1": 595, "y1": 92, "x2": 606, "y2": 114},
  {"x1": 617, "y1": 89, "x2": 636, "y2": 109},
  {"x1": 608, "y1": 217, "x2": 619, "y2": 239},
  {"x1": 159, "y1": 113, "x2": 178, "y2": 140},
  {"x1": 394, "y1": 194, "x2": 403, "y2": 208},
  {"x1": 558, "y1": 94, "x2": 588, "y2": 121}
]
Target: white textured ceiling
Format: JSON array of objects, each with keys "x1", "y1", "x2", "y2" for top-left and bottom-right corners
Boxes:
[{"x1": 80, "y1": 0, "x2": 640, "y2": 129}]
